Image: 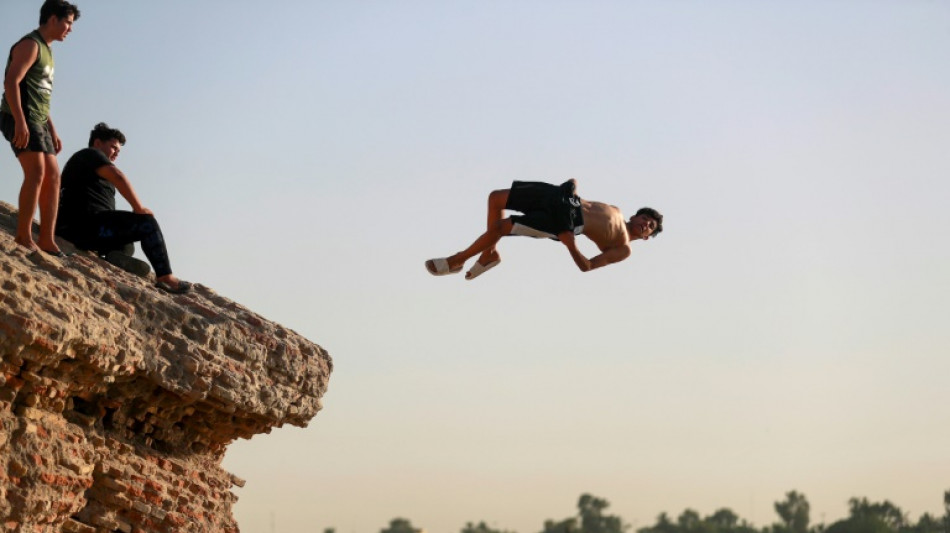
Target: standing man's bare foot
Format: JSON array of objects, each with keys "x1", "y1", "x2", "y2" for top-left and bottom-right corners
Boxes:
[
  {"x1": 13, "y1": 237, "x2": 40, "y2": 253},
  {"x1": 37, "y1": 238, "x2": 65, "y2": 256}
]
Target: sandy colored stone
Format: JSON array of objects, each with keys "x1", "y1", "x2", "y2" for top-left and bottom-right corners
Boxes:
[{"x1": 0, "y1": 202, "x2": 333, "y2": 532}]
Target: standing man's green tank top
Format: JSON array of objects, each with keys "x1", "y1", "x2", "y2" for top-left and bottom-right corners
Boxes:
[{"x1": 0, "y1": 30, "x2": 54, "y2": 125}]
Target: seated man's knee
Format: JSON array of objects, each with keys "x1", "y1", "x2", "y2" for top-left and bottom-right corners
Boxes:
[{"x1": 135, "y1": 213, "x2": 158, "y2": 226}]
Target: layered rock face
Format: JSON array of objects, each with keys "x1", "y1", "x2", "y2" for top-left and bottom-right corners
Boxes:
[{"x1": 0, "y1": 202, "x2": 332, "y2": 532}]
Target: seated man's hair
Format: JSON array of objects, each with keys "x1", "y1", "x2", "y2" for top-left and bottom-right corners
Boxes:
[
  {"x1": 636, "y1": 207, "x2": 664, "y2": 237},
  {"x1": 40, "y1": 0, "x2": 81, "y2": 24},
  {"x1": 88, "y1": 122, "x2": 126, "y2": 147}
]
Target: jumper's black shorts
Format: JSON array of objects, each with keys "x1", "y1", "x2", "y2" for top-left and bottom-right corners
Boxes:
[
  {"x1": 0, "y1": 112, "x2": 56, "y2": 156},
  {"x1": 506, "y1": 180, "x2": 584, "y2": 239}
]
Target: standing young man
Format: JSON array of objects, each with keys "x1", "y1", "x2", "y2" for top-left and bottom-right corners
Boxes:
[{"x1": 0, "y1": 0, "x2": 80, "y2": 255}]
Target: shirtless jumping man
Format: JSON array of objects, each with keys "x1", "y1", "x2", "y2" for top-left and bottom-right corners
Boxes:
[{"x1": 425, "y1": 179, "x2": 663, "y2": 280}]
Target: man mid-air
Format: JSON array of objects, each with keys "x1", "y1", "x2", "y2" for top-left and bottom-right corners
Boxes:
[{"x1": 425, "y1": 179, "x2": 663, "y2": 280}]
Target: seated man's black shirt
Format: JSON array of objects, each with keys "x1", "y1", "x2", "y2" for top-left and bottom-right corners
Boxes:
[{"x1": 57, "y1": 148, "x2": 116, "y2": 234}]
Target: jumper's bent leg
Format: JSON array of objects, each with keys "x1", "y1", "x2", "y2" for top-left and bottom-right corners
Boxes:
[
  {"x1": 477, "y1": 189, "x2": 509, "y2": 265},
  {"x1": 445, "y1": 218, "x2": 513, "y2": 271}
]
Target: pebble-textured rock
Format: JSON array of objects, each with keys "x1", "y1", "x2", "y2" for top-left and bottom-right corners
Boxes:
[{"x1": 0, "y1": 201, "x2": 333, "y2": 532}]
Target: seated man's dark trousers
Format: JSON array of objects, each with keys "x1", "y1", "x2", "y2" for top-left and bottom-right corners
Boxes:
[{"x1": 63, "y1": 211, "x2": 173, "y2": 277}]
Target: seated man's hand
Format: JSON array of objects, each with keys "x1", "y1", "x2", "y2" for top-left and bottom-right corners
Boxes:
[{"x1": 134, "y1": 206, "x2": 154, "y2": 216}]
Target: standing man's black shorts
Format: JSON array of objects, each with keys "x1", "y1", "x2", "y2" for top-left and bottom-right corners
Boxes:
[
  {"x1": 506, "y1": 180, "x2": 584, "y2": 239},
  {"x1": 0, "y1": 112, "x2": 56, "y2": 156}
]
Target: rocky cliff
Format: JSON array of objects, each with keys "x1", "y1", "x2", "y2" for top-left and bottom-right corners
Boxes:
[{"x1": 0, "y1": 201, "x2": 332, "y2": 532}]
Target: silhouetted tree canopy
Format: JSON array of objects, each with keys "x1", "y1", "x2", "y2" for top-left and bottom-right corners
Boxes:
[
  {"x1": 463, "y1": 521, "x2": 517, "y2": 533},
  {"x1": 541, "y1": 494, "x2": 628, "y2": 533},
  {"x1": 369, "y1": 488, "x2": 950, "y2": 533},
  {"x1": 381, "y1": 518, "x2": 421, "y2": 533},
  {"x1": 773, "y1": 491, "x2": 810, "y2": 533}
]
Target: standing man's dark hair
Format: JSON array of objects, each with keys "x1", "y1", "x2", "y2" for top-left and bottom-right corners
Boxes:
[
  {"x1": 40, "y1": 1, "x2": 81, "y2": 25},
  {"x1": 0, "y1": 0, "x2": 80, "y2": 256}
]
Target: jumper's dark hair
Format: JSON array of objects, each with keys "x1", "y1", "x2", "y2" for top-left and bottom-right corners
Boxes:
[
  {"x1": 88, "y1": 122, "x2": 125, "y2": 147},
  {"x1": 636, "y1": 207, "x2": 664, "y2": 237},
  {"x1": 39, "y1": 0, "x2": 80, "y2": 25}
]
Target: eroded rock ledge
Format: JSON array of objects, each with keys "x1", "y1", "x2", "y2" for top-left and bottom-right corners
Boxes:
[{"x1": 0, "y1": 202, "x2": 333, "y2": 532}]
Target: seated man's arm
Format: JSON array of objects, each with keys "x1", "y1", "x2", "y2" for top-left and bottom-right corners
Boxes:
[
  {"x1": 558, "y1": 231, "x2": 631, "y2": 272},
  {"x1": 96, "y1": 165, "x2": 152, "y2": 215}
]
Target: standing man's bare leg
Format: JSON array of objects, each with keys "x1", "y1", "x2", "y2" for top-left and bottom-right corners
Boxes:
[
  {"x1": 35, "y1": 153, "x2": 61, "y2": 252},
  {"x1": 14, "y1": 152, "x2": 45, "y2": 251}
]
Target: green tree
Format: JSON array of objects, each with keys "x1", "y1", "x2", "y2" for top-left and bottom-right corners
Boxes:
[
  {"x1": 706, "y1": 509, "x2": 739, "y2": 530},
  {"x1": 904, "y1": 512, "x2": 944, "y2": 533},
  {"x1": 773, "y1": 491, "x2": 810, "y2": 533},
  {"x1": 579, "y1": 494, "x2": 628, "y2": 533},
  {"x1": 382, "y1": 518, "x2": 422, "y2": 533},
  {"x1": 463, "y1": 521, "x2": 517, "y2": 533},
  {"x1": 638, "y1": 507, "x2": 755, "y2": 533},
  {"x1": 542, "y1": 517, "x2": 579, "y2": 533},
  {"x1": 824, "y1": 497, "x2": 906, "y2": 533},
  {"x1": 541, "y1": 494, "x2": 627, "y2": 533},
  {"x1": 637, "y1": 512, "x2": 677, "y2": 533}
]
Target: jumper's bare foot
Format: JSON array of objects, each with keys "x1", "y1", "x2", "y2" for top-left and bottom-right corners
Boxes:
[{"x1": 466, "y1": 250, "x2": 501, "y2": 280}]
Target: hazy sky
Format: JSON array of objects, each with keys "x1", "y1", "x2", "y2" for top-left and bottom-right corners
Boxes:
[{"x1": 2, "y1": 2, "x2": 948, "y2": 532}]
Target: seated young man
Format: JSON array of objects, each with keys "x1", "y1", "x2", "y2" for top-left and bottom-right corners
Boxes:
[
  {"x1": 55, "y1": 122, "x2": 191, "y2": 294},
  {"x1": 425, "y1": 179, "x2": 663, "y2": 280}
]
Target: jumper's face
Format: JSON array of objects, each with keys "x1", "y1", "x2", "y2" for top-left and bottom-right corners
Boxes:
[
  {"x1": 94, "y1": 138, "x2": 122, "y2": 162},
  {"x1": 629, "y1": 214, "x2": 658, "y2": 240},
  {"x1": 49, "y1": 14, "x2": 76, "y2": 41}
]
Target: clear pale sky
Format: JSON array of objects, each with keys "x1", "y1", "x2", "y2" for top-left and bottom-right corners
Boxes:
[{"x1": 2, "y1": 2, "x2": 948, "y2": 532}]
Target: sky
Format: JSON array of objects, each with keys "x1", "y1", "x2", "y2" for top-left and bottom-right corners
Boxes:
[{"x1": 2, "y1": 1, "x2": 949, "y2": 532}]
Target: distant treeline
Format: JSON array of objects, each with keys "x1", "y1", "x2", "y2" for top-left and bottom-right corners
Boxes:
[{"x1": 335, "y1": 489, "x2": 950, "y2": 533}]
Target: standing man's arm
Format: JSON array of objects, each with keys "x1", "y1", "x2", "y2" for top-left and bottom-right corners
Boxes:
[
  {"x1": 558, "y1": 231, "x2": 631, "y2": 272},
  {"x1": 2, "y1": 39, "x2": 40, "y2": 149},
  {"x1": 95, "y1": 165, "x2": 152, "y2": 215},
  {"x1": 47, "y1": 116, "x2": 61, "y2": 154}
]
